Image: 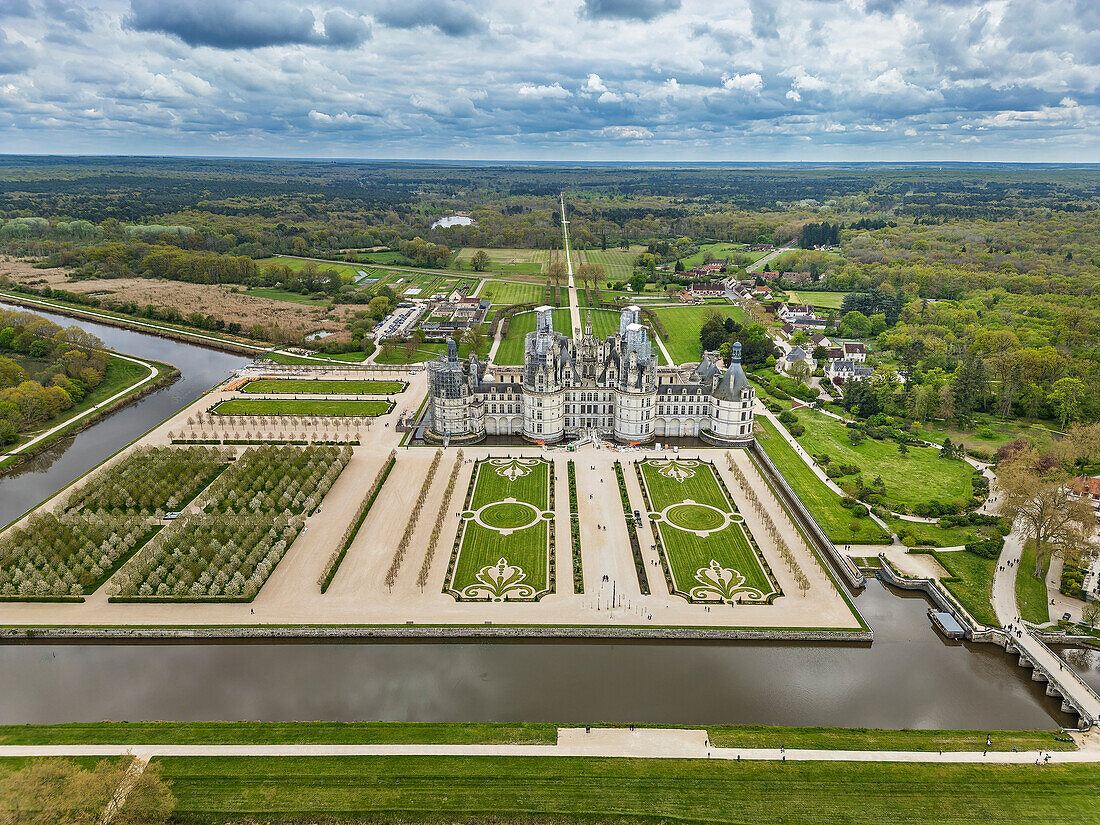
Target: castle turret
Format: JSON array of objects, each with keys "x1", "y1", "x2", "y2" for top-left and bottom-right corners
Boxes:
[{"x1": 701, "y1": 342, "x2": 755, "y2": 447}]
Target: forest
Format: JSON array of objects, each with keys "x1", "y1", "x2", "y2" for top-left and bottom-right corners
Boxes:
[{"x1": 0, "y1": 157, "x2": 1098, "y2": 433}]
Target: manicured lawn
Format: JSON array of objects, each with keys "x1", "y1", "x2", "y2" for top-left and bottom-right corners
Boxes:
[
  {"x1": 480, "y1": 279, "x2": 551, "y2": 305},
  {"x1": 448, "y1": 459, "x2": 552, "y2": 599},
  {"x1": 0, "y1": 722, "x2": 556, "y2": 746},
  {"x1": 374, "y1": 342, "x2": 446, "y2": 364},
  {"x1": 786, "y1": 290, "x2": 849, "y2": 309},
  {"x1": 257, "y1": 256, "x2": 362, "y2": 281},
  {"x1": 789, "y1": 409, "x2": 974, "y2": 512},
  {"x1": 885, "y1": 516, "x2": 981, "y2": 548},
  {"x1": 755, "y1": 418, "x2": 891, "y2": 545},
  {"x1": 705, "y1": 725, "x2": 1076, "y2": 752},
  {"x1": 1017, "y1": 540, "x2": 1051, "y2": 625},
  {"x1": 241, "y1": 379, "x2": 405, "y2": 395},
  {"x1": 259, "y1": 350, "x2": 369, "y2": 365},
  {"x1": 212, "y1": 399, "x2": 393, "y2": 416},
  {"x1": 639, "y1": 459, "x2": 774, "y2": 601},
  {"x1": 494, "y1": 307, "x2": 572, "y2": 365},
  {"x1": 678, "y1": 242, "x2": 767, "y2": 268},
  {"x1": 157, "y1": 755, "x2": 1100, "y2": 824},
  {"x1": 930, "y1": 549, "x2": 999, "y2": 628},
  {"x1": 653, "y1": 305, "x2": 750, "y2": 365}
]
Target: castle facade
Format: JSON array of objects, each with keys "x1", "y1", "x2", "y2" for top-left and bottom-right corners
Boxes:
[{"x1": 426, "y1": 305, "x2": 755, "y2": 446}]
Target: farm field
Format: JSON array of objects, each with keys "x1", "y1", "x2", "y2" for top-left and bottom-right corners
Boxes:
[
  {"x1": 494, "y1": 308, "x2": 572, "y2": 365},
  {"x1": 155, "y1": 755, "x2": 1100, "y2": 824},
  {"x1": 787, "y1": 290, "x2": 849, "y2": 309},
  {"x1": 212, "y1": 399, "x2": 393, "y2": 416},
  {"x1": 446, "y1": 458, "x2": 553, "y2": 601},
  {"x1": 638, "y1": 459, "x2": 775, "y2": 602},
  {"x1": 653, "y1": 306, "x2": 750, "y2": 365},
  {"x1": 454, "y1": 248, "x2": 548, "y2": 275},
  {"x1": 787, "y1": 409, "x2": 975, "y2": 512},
  {"x1": 480, "y1": 279, "x2": 551, "y2": 305},
  {"x1": 754, "y1": 418, "x2": 891, "y2": 545},
  {"x1": 679, "y1": 242, "x2": 770, "y2": 269},
  {"x1": 241, "y1": 379, "x2": 405, "y2": 395}
]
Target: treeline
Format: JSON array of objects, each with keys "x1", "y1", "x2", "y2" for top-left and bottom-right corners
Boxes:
[
  {"x1": 0, "y1": 308, "x2": 109, "y2": 445},
  {"x1": 799, "y1": 221, "x2": 840, "y2": 248}
]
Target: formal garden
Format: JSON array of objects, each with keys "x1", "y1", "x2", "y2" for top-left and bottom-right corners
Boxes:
[
  {"x1": 637, "y1": 458, "x2": 779, "y2": 604},
  {"x1": 212, "y1": 399, "x2": 393, "y2": 417},
  {"x1": 444, "y1": 457, "x2": 554, "y2": 601},
  {"x1": 110, "y1": 444, "x2": 351, "y2": 601}
]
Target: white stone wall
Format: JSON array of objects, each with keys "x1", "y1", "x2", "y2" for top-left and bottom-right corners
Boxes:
[
  {"x1": 614, "y1": 389, "x2": 656, "y2": 442},
  {"x1": 523, "y1": 390, "x2": 565, "y2": 442},
  {"x1": 708, "y1": 389, "x2": 755, "y2": 441}
]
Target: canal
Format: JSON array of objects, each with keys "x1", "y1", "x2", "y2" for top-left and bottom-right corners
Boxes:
[{"x1": 0, "y1": 303, "x2": 1079, "y2": 729}]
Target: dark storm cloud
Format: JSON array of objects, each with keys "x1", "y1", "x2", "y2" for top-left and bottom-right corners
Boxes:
[
  {"x1": 578, "y1": 0, "x2": 681, "y2": 21},
  {"x1": 373, "y1": 0, "x2": 487, "y2": 37},
  {"x1": 127, "y1": 0, "x2": 370, "y2": 49}
]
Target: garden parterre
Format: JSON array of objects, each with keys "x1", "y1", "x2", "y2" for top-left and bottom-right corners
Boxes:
[
  {"x1": 445, "y1": 457, "x2": 553, "y2": 601},
  {"x1": 638, "y1": 458, "x2": 777, "y2": 603},
  {"x1": 240, "y1": 379, "x2": 406, "y2": 395}
]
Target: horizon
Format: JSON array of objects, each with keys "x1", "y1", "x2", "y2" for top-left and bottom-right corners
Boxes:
[{"x1": 1, "y1": 1, "x2": 1098, "y2": 161}]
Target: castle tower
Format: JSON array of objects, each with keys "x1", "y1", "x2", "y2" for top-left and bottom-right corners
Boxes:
[
  {"x1": 522, "y1": 305, "x2": 566, "y2": 442},
  {"x1": 702, "y1": 342, "x2": 755, "y2": 447},
  {"x1": 613, "y1": 308, "x2": 657, "y2": 443}
]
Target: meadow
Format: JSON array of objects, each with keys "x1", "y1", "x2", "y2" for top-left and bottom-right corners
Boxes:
[
  {"x1": 454, "y1": 248, "x2": 549, "y2": 275},
  {"x1": 653, "y1": 305, "x2": 750, "y2": 365},
  {"x1": 480, "y1": 279, "x2": 550, "y2": 305}
]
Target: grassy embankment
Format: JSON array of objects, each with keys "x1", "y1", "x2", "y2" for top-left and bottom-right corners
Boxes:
[
  {"x1": 929, "y1": 549, "x2": 999, "y2": 627},
  {"x1": 754, "y1": 417, "x2": 891, "y2": 545},
  {"x1": 155, "y1": 756, "x2": 1097, "y2": 824},
  {"x1": 1017, "y1": 539, "x2": 1051, "y2": 625}
]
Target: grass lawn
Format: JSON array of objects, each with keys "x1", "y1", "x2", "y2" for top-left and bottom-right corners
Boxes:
[
  {"x1": 788, "y1": 409, "x2": 974, "y2": 512},
  {"x1": 157, "y1": 755, "x2": 1100, "y2": 824},
  {"x1": 241, "y1": 379, "x2": 405, "y2": 395},
  {"x1": 212, "y1": 399, "x2": 393, "y2": 417},
  {"x1": 494, "y1": 308, "x2": 572, "y2": 365},
  {"x1": 930, "y1": 549, "x2": 999, "y2": 628},
  {"x1": 885, "y1": 516, "x2": 982, "y2": 548},
  {"x1": 257, "y1": 256, "x2": 362, "y2": 282},
  {"x1": 639, "y1": 459, "x2": 773, "y2": 600},
  {"x1": 259, "y1": 351, "x2": 370, "y2": 366},
  {"x1": 480, "y1": 279, "x2": 551, "y2": 305},
  {"x1": 454, "y1": 248, "x2": 548, "y2": 276},
  {"x1": 0, "y1": 722, "x2": 556, "y2": 746},
  {"x1": 1017, "y1": 540, "x2": 1051, "y2": 625},
  {"x1": 704, "y1": 725, "x2": 1075, "y2": 752},
  {"x1": 653, "y1": 305, "x2": 750, "y2": 365},
  {"x1": 244, "y1": 287, "x2": 331, "y2": 306},
  {"x1": 448, "y1": 459, "x2": 552, "y2": 599},
  {"x1": 787, "y1": 290, "x2": 849, "y2": 309},
  {"x1": 374, "y1": 342, "x2": 446, "y2": 364},
  {"x1": 581, "y1": 247, "x2": 644, "y2": 279},
  {"x1": 755, "y1": 418, "x2": 891, "y2": 545},
  {"x1": 678, "y1": 242, "x2": 767, "y2": 268}
]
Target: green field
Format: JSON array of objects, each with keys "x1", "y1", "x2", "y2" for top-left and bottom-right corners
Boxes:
[
  {"x1": 1017, "y1": 540, "x2": 1051, "y2": 625},
  {"x1": 480, "y1": 279, "x2": 550, "y2": 305},
  {"x1": 494, "y1": 308, "x2": 572, "y2": 365},
  {"x1": 787, "y1": 290, "x2": 849, "y2": 309},
  {"x1": 582, "y1": 247, "x2": 644, "y2": 279},
  {"x1": 639, "y1": 459, "x2": 774, "y2": 602},
  {"x1": 447, "y1": 458, "x2": 552, "y2": 600},
  {"x1": 244, "y1": 287, "x2": 331, "y2": 305},
  {"x1": 155, "y1": 755, "x2": 1099, "y2": 824},
  {"x1": 241, "y1": 379, "x2": 405, "y2": 395},
  {"x1": 930, "y1": 549, "x2": 999, "y2": 627},
  {"x1": 454, "y1": 248, "x2": 548, "y2": 275},
  {"x1": 212, "y1": 399, "x2": 393, "y2": 416},
  {"x1": 885, "y1": 516, "x2": 983, "y2": 548},
  {"x1": 789, "y1": 409, "x2": 974, "y2": 512},
  {"x1": 755, "y1": 418, "x2": 892, "y2": 544},
  {"x1": 257, "y1": 256, "x2": 362, "y2": 281},
  {"x1": 679, "y1": 242, "x2": 770, "y2": 269},
  {"x1": 653, "y1": 305, "x2": 749, "y2": 365}
]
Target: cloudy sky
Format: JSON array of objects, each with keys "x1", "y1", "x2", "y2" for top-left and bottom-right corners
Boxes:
[{"x1": 0, "y1": 0, "x2": 1098, "y2": 161}]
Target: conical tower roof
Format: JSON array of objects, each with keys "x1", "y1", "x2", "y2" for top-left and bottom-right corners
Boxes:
[{"x1": 712, "y1": 342, "x2": 749, "y2": 401}]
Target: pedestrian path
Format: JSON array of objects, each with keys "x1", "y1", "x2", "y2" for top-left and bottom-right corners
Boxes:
[
  {"x1": 560, "y1": 192, "x2": 582, "y2": 337},
  {"x1": 1, "y1": 726, "x2": 1096, "y2": 764}
]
